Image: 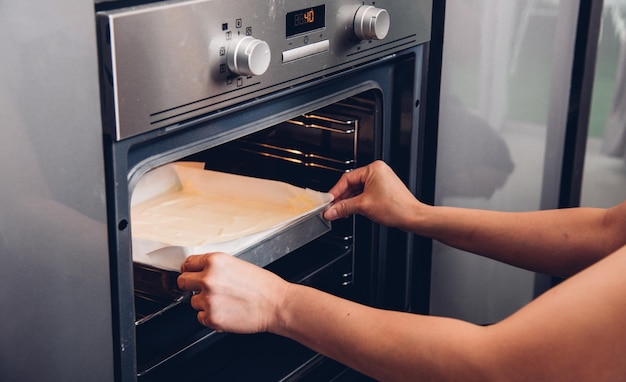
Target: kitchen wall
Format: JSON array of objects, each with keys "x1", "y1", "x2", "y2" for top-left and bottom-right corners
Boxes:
[{"x1": 0, "y1": 2, "x2": 113, "y2": 381}]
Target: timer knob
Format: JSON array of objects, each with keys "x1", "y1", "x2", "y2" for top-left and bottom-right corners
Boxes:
[
  {"x1": 227, "y1": 36, "x2": 271, "y2": 76},
  {"x1": 353, "y1": 5, "x2": 390, "y2": 41}
]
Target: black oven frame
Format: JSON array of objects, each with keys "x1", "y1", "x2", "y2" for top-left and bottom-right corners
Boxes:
[{"x1": 104, "y1": 44, "x2": 434, "y2": 381}]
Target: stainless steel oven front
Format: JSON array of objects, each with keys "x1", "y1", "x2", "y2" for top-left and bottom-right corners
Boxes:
[{"x1": 96, "y1": 0, "x2": 433, "y2": 380}]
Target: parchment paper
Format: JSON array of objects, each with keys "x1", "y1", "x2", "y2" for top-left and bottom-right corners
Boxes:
[{"x1": 131, "y1": 162, "x2": 333, "y2": 271}]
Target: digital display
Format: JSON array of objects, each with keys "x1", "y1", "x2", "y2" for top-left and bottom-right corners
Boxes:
[{"x1": 286, "y1": 5, "x2": 326, "y2": 38}]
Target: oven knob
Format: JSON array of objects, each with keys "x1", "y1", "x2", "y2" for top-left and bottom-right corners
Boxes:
[
  {"x1": 353, "y1": 5, "x2": 390, "y2": 41},
  {"x1": 227, "y1": 36, "x2": 271, "y2": 76}
]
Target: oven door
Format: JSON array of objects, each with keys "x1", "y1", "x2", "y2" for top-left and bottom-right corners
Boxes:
[{"x1": 105, "y1": 45, "x2": 429, "y2": 381}]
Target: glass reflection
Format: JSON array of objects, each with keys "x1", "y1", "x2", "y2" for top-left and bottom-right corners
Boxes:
[{"x1": 582, "y1": 0, "x2": 626, "y2": 208}]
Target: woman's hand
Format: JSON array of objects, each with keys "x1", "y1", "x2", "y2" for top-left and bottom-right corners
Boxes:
[
  {"x1": 323, "y1": 160, "x2": 422, "y2": 231},
  {"x1": 177, "y1": 252, "x2": 289, "y2": 333}
]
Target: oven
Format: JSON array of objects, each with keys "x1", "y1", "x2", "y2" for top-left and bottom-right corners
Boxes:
[{"x1": 95, "y1": 0, "x2": 434, "y2": 380}]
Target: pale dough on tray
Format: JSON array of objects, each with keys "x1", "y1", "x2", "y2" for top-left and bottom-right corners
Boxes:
[
  {"x1": 130, "y1": 162, "x2": 333, "y2": 270},
  {"x1": 132, "y1": 187, "x2": 318, "y2": 247}
]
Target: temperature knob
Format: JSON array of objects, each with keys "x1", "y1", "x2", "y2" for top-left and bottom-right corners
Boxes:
[
  {"x1": 353, "y1": 5, "x2": 390, "y2": 41},
  {"x1": 227, "y1": 36, "x2": 271, "y2": 76}
]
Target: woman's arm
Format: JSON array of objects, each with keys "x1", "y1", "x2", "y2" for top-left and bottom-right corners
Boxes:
[
  {"x1": 411, "y1": 201, "x2": 626, "y2": 276},
  {"x1": 484, "y1": 243, "x2": 626, "y2": 381},
  {"x1": 324, "y1": 160, "x2": 626, "y2": 277},
  {"x1": 178, "y1": 245, "x2": 626, "y2": 381},
  {"x1": 177, "y1": 252, "x2": 490, "y2": 381}
]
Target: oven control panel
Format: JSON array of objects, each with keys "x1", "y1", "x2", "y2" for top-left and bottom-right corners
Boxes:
[{"x1": 97, "y1": 0, "x2": 432, "y2": 140}]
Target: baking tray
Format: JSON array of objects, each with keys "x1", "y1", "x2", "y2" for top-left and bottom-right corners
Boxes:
[
  {"x1": 134, "y1": 210, "x2": 330, "y2": 305},
  {"x1": 131, "y1": 162, "x2": 332, "y2": 309}
]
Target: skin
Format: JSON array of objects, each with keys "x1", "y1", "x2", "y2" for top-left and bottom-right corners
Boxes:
[{"x1": 177, "y1": 160, "x2": 626, "y2": 381}]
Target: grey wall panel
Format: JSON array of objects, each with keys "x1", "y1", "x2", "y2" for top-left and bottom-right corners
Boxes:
[{"x1": 0, "y1": 1, "x2": 114, "y2": 381}]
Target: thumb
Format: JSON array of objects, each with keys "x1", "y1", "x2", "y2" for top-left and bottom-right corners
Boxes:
[{"x1": 323, "y1": 198, "x2": 356, "y2": 221}]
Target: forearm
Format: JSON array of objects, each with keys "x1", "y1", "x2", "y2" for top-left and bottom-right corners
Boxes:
[
  {"x1": 269, "y1": 246, "x2": 626, "y2": 381},
  {"x1": 324, "y1": 161, "x2": 625, "y2": 276},
  {"x1": 271, "y1": 283, "x2": 490, "y2": 381},
  {"x1": 408, "y1": 202, "x2": 624, "y2": 277}
]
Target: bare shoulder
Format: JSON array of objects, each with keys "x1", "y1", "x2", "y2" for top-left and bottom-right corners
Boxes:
[{"x1": 481, "y1": 245, "x2": 626, "y2": 381}]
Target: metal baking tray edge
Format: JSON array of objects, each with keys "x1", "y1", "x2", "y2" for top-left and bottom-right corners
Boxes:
[
  {"x1": 234, "y1": 210, "x2": 331, "y2": 267},
  {"x1": 134, "y1": 210, "x2": 331, "y2": 323}
]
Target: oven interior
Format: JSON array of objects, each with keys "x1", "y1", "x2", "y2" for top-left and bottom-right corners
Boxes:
[{"x1": 132, "y1": 90, "x2": 381, "y2": 381}]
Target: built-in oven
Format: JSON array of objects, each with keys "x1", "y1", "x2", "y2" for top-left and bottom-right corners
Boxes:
[{"x1": 96, "y1": 0, "x2": 434, "y2": 380}]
